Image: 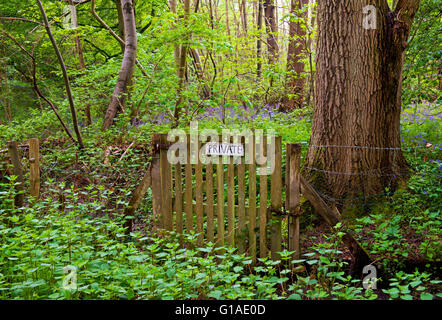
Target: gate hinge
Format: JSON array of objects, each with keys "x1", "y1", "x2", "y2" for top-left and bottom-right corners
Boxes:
[{"x1": 269, "y1": 206, "x2": 302, "y2": 217}]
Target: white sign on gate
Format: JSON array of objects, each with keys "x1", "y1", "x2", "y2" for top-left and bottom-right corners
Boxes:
[{"x1": 205, "y1": 143, "x2": 244, "y2": 157}]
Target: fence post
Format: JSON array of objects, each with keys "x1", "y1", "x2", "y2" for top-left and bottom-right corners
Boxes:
[
  {"x1": 29, "y1": 138, "x2": 40, "y2": 200},
  {"x1": 7, "y1": 141, "x2": 24, "y2": 208},
  {"x1": 287, "y1": 143, "x2": 301, "y2": 259},
  {"x1": 151, "y1": 134, "x2": 162, "y2": 230},
  {"x1": 270, "y1": 136, "x2": 282, "y2": 260},
  {"x1": 159, "y1": 134, "x2": 173, "y2": 231}
]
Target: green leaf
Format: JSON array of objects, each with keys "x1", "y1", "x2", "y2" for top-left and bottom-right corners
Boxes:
[
  {"x1": 208, "y1": 290, "x2": 223, "y2": 299},
  {"x1": 420, "y1": 292, "x2": 433, "y2": 300}
]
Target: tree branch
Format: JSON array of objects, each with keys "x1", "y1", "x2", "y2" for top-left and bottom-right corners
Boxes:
[
  {"x1": 395, "y1": 0, "x2": 421, "y2": 30},
  {"x1": 1, "y1": 31, "x2": 76, "y2": 143},
  {"x1": 36, "y1": 0, "x2": 84, "y2": 149}
]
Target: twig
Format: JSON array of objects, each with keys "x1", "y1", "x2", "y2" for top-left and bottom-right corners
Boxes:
[{"x1": 117, "y1": 141, "x2": 135, "y2": 163}]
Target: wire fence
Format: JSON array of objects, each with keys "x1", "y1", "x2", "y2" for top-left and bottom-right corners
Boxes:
[
  {"x1": 295, "y1": 143, "x2": 440, "y2": 205},
  {"x1": 2, "y1": 141, "x2": 440, "y2": 207}
]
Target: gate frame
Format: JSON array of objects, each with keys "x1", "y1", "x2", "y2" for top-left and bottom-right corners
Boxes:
[{"x1": 150, "y1": 133, "x2": 302, "y2": 262}]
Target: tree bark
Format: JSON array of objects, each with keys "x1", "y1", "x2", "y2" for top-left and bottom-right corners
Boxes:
[
  {"x1": 263, "y1": 0, "x2": 278, "y2": 64},
  {"x1": 169, "y1": 0, "x2": 181, "y2": 75},
  {"x1": 67, "y1": 0, "x2": 91, "y2": 126},
  {"x1": 306, "y1": 0, "x2": 420, "y2": 215},
  {"x1": 285, "y1": 0, "x2": 308, "y2": 110},
  {"x1": 240, "y1": 0, "x2": 248, "y2": 35},
  {"x1": 256, "y1": 0, "x2": 263, "y2": 79},
  {"x1": 102, "y1": 0, "x2": 137, "y2": 130},
  {"x1": 0, "y1": 43, "x2": 12, "y2": 122},
  {"x1": 90, "y1": 0, "x2": 148, "y2": 78},
  {"x1": 7, "y1": 141, "x2": 24, "y2": 208},
  {"x1": 173, "y1": 0, "x2": 191, "y2": 121},
  {"x1": 114, "y1": 0, "x2": 126, "y2": 52}
]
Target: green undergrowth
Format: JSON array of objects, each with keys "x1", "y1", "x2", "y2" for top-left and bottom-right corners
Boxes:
[{"x1": 1, "y1": 178, "x2": 441, "y2": 300}]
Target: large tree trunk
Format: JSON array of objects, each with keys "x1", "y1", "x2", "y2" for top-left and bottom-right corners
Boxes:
[
  {"x1": 102, "y1": 0, "x2": 137, "y2": 131},
  {"x1": 285, "y1": 0, "x2": 308, "y2": 110},
  {"x1": 306, "y1": 0, "x2": 420, "y2": 215}
]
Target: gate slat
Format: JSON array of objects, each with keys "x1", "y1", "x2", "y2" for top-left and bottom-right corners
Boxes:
[
  {"x1": 216, "y1": 160, "x2": 225, "y2": 247},
  {"x1": 196, "y1": 141, "x2": 204, "y2": 246},
  {"x1": 185, "y1": 137, "x2": 193, "y2": 234},
  {"x1": 248, "y1": 135, "x2": 257, "y2": 263},
  {"x1": 227, "y1": 137, "x2": 235, "y2": 246},
  {"x1": 160, "y1": 134, "x2": 173, "y2": 231},
  {"x1": 288, "y1": 144, "x2": 302, "y2": 259},
  {"x1": 259, "y1": 137, "x2": 268, "y2": 258},
  {"x1": 174, "y1": 159, "x2": 183, "y2": 240},
  {"x1": 237, "y1": 139, "x2": 246, "y2": 254},
  {"x1": 206, "y1": 161, "x2": 214, "y2": 242}
]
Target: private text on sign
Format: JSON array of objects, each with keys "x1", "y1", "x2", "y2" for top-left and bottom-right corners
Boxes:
[{"x1": 205, "y1": 143, "x2": 244, "y2": 156}]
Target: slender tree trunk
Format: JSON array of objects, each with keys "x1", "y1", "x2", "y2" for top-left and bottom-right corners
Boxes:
[
  {"x1": 285, "y1": 0, "x2": 308, "y2": 110},
  {"x1": 102, "y1": 0, "x2": 137, "y2": 130},
  {"x1": 114, "y1": 0, "x2": 126, "y2": 52},
  {"x1": 174, "y1": 0, "x2": 191, "y2": 121},
  {"x1": 256, "y1": 0, "x2": 263, "y2": 79},
  {"x1": 189, "y1": 48, "x2": 211, "y2": 98},
  {"x1": 240, "y1": 0, "x2": 248, "y2": 35},
  {"x1": 169, "y1": 0, "x2": 180, "y2": 74},
  {"x1": 37, "y1": 0, "x2": 84, "y2": 149},
  {"x1": 67, "y1": 1, "x2": 86, "y2": 69},
  {"x1": 0, "y1": 44, "x2": 12, "y2": 122},
  {"x1": 225, "y1": 0, "x2": 231, "y2": 37},
  {"x1": 67, "y1": 0, "x2": 91, "y2": 126},
  {"x1": 306, "y1": 0, "x2": 420, "y2": 216},
  {"x1": 263, "y1": 0, "x2": 278, "y2": 64}
]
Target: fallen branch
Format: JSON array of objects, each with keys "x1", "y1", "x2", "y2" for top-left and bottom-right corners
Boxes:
[
  {"x1": 123, "y1": 164, "x2": 152, "y2": 233},
  {"x1": 300, "y1": 174, "x2": 372, "y2": 276}
]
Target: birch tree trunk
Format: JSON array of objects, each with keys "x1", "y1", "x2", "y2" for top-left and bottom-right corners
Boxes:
[{"x1": 102, "y1": 0, "x2": 137, "y2": 130}]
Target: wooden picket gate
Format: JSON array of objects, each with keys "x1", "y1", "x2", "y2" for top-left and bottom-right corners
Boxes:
[{"x1": 150, "y1": 133, "x2": 302, "y2": 263}]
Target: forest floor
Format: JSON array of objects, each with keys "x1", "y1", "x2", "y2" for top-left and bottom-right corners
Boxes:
[{"x1": 0, "y1": 102, "x2": 440, "y2": 300}]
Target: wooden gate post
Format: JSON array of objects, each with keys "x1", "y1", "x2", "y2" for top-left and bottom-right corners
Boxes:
[
  {"x1": 270, "y1": 136, "x2": 282, "y2": 260},
  {"x1": 7, "y1": 141, "x2": 24, "y2": 208},
  {"x1": 159, "y1": 134, "x2": 173, "y2": 231},
  {"x1": 287, "y1": 143, "x2": 301, "y2": 259},
  {"x1": 29, "y1": 138, "x2": 40, "y2": 200},
  {"x1": 151, "y1": 134, "x2": 163, "y2": 230}
]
